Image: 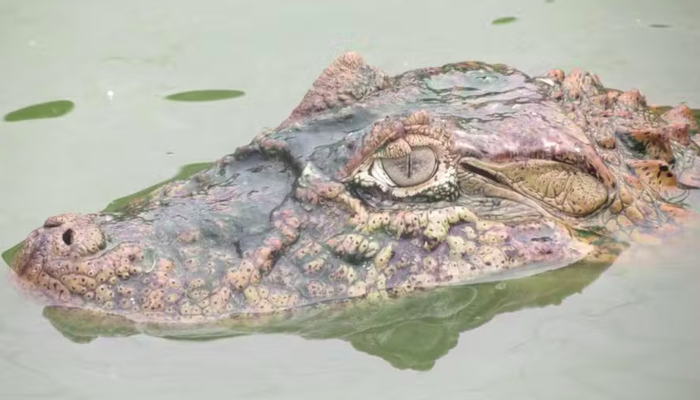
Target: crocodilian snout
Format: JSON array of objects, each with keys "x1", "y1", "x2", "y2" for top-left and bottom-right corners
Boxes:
[
  {"x1": 7, "y1": 151, "x2": 301, "y2": 313},
  {"x1": 8, "y1": 213, "x2": 147, "y2": 304}
]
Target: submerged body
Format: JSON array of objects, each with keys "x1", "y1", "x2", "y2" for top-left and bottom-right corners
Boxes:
[{"x1": 8, "y1": 53, "x2": 700, "y2": 323}]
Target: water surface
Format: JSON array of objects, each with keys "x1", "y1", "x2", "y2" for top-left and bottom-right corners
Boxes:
[{"x1": 1, "y1": 0, "x2": 699, "y2": 399}]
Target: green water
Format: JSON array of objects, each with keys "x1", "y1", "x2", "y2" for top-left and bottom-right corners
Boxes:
[{"x1": 1, "y1": 0, "x2": 699, "y2": 399}]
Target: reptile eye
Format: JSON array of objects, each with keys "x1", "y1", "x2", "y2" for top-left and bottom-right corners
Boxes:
[{"x1": 380, "y1": 147, "x2": 437, "y2": 187}]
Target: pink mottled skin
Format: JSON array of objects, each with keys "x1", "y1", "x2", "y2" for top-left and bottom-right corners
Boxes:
[{"x1": 7, "y1": 52, "x2": 700, "y2": 324}]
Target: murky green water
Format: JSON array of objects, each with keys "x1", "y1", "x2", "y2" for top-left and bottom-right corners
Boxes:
[{"x1": 1, "y1": 0, "x2": 699, "y2": 399}]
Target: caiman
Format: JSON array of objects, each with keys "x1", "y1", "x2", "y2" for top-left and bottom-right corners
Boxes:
[{"x1": 6, "y1": 53, "x2": 700, "y2": 327}]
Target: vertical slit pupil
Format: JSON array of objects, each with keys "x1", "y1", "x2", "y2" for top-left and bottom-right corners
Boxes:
[{"x1": 407, "y1": 152, "x2": 412, "y2": 179}]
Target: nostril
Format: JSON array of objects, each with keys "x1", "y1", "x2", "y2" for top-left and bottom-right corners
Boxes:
[{"x1": 62, "y1": 229, "x2": 74, "y2": 246}]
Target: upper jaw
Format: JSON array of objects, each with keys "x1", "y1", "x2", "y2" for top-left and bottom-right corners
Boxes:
[
  {"x1": 9, "y1": 213, "x2": 148, "y2": 303},
  {"x1": 12, "y1": 213, "x2": 104, "y2": 275},
  {"x1": 460, "y1": 144, "x2": 617, "y2": 190},
  {"x1": 458, "y1": 154, "x2": 613, "y2": 221}
]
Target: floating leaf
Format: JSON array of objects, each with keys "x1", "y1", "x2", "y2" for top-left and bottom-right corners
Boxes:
[
  {"x1": 649, "y1": 24, "x2": 671, "y2": 28},
  {"x1": 102, "y1": 162, "x2": 214, "y2": 214},
  {"x1": 2, "y1": 242, "x2": 23, "y2": 268},
  {"x1": 4, "y1": 100, "x2": 74, "y2": 122},
  {"x1": 165, "y1": 90, "x2": 245, "y2": 102},
  {"x1": 492, "y1": 16, "x2": 518, "y2": 25}
]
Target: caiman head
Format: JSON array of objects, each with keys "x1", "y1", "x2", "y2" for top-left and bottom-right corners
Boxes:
[{"x1": 6, "y1": 53, "x2": 700, "y2": 323}]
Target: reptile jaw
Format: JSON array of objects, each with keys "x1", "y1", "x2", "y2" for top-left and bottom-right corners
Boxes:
[{"x1": 459, "y1": 156, "x2": 610, "y2": 218}]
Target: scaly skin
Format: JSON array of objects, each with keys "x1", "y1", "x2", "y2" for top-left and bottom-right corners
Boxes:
[{"x1": 7, "y1": 53, "x2": 700, "y2": 324}]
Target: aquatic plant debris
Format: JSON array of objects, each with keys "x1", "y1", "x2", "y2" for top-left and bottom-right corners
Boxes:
[
  {"x1": 2, "y1": 242, "x2": 22, "y2": 267},
  {"x1": 492, "y1": 17, "x2": 518, "y2": 25},
  {"x1": 165, "y1": 89, "x2": 245, "y2": 102},
  {"x1": 102, "y1": 162, "x2": 213, "y2": 214},
  {"x1": 649, "y1": 24, "x2": 671, "y2": 28},
  {"x1": 4, "y1": 100, "x2": 75, "y2": 122}
]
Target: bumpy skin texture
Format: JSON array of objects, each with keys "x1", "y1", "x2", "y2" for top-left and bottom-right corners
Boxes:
[{"x1": 9, "y1": 53, "x2": 700, "y2": 323}]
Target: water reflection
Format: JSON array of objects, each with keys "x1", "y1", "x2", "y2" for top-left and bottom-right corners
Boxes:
[{"x1": 42, "y1": 256, "x2": 614, "y2": 370}]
